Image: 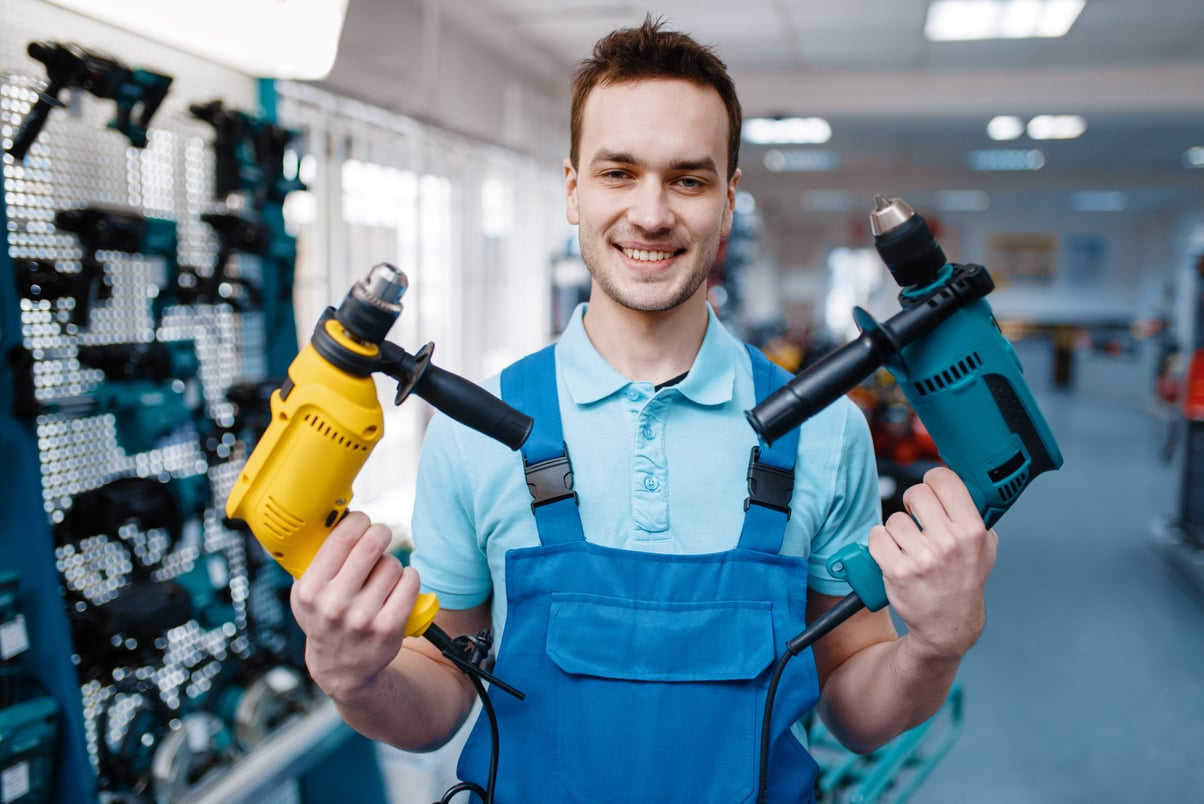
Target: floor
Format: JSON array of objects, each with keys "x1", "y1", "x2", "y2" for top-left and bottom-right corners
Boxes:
[
  {"x1": 377, "y1": 335, "x2": 1204, "y2": 803},
  {"x1": 912, "y1": 336, "x2": 1204, "y2": 803}
]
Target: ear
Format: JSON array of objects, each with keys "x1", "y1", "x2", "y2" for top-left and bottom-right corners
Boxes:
[
  {"x1": 722, "y1": 168, "x2": 741, "y2": 236},
  {"x1": 564, "y1": 157, "x2": 580, "y2": 225}
]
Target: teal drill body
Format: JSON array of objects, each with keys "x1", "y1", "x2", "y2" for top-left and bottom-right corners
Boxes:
[{"x1": 747, "y1": 195, "x2": 1064, "y2": 611}]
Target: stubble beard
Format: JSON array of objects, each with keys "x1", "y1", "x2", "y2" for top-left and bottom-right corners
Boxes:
[{"x1": 579, "y1": 228, "x2": 719, "y2": 314}]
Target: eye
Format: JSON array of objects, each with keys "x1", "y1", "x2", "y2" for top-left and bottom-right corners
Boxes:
[{"x1": 676, "y1": 176, "x2": 706, "y2": 190}]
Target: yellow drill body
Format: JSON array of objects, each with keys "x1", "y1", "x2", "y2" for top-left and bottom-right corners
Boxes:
[
  {"x1": 226, "y1": 319, "x2": 383, "y2": 577},
  {"x1": 224, "y1": 317, "x2": 442, "y2": 637}
]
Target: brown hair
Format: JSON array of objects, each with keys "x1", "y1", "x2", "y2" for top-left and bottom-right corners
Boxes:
[{"x1": 569, "y1": 14, "x2": 742, "y2": 179}]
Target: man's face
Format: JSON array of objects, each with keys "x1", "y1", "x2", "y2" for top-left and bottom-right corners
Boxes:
[{"x1": 565, "y1": 78, "x2": 740, "y2": 314}]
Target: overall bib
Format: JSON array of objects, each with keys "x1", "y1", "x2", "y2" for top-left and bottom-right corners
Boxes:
[{"x1": 458, "y1": 345, "x2": 822, "y2": 803}]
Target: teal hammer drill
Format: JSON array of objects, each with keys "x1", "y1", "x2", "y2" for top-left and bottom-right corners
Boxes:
[
  {"x1": 747, "y1": 195, "x2": 1064, "y2": 803},
  {"x1": 746, "y1": 194, "x2": 1064, "y2": 635}
]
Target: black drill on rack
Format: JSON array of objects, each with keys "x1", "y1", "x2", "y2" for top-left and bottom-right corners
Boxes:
[
  {"x1": 34, "y1": 206, "x2": 181, "y2": 325},
  {"x1": 6, "y1": 40, "x2": 172, "y2": 162}
]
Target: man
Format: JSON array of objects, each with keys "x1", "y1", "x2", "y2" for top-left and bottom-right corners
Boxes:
[{"x1": 290, "y1": 16, "x2": 997, "y2": 802}]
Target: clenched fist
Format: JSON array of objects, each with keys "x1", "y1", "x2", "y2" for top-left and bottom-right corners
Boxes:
[
  {"x1": 289, "y1": 511, "x2": 423, "y2": 702},
  {"x1": 867, "y1": 466, "x2": 999, "y2": 663}
]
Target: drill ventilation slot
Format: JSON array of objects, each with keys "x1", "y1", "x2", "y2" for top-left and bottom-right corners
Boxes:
[
  {"x1": 995, "y1": 470, "x2": 1029, "y2": 503},
  {"x1": 912, "y1": 352, "x2": 983, "y2": 397},
  {"x1": 302, "y1": 412, "x2": 369, "y2": 451},
  {"x1": 988, "y1": 450, "x2": 1029, "y2": 503},
  {"x1": 262, "y1": 496, "x2": 303, "y2": 541}
]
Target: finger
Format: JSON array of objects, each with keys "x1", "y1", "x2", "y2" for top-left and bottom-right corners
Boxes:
[
  {"x1": 326, "y1": 522, "x2": 394, "y2": 601},
  {"x1": 378, "y1": 566, "x2": 423, "y2": 636},
  {"x1": 347, "y1": 553, "x2": 406, "y2": 625},
  {"x1": 302, "y1": 510, "x2": 373, "y2": 585},
  {"x1": 902, "y1": 480, "x2": 951, "y2": 535},
  {"x1": 866, "y1": 523, "x2": 904, "y2": 571},
  {"x1": 883, "y1": 508, "x2": 927, "y2": 556},
  {"x1": 922, "y1": 466, "x2": 981, "y2": 523}
]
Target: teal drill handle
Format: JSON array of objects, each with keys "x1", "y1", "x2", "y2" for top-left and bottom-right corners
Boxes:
[{"x1": 827, "y1": 544, "x2": 889, "y2": 611}]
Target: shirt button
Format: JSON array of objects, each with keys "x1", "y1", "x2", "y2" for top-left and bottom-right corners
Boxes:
[
  {"x1": 644, "y1": 476, "x2": 659, "y2": 491},
  {"x1": 642, "y1": 427, "x2": 655, "y2": 440},
  {"x1": 626, "y1": 388, "x2": 641, "y2": 401}
]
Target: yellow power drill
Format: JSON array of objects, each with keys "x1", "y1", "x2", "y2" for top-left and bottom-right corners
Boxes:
[{"x1": 225, "y1": 263, "x2": 531, "y2": 688}]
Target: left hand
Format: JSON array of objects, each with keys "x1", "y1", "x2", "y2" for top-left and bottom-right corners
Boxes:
[{"x1": 867, "y1": 466, "x2": 999, "y2": 663}]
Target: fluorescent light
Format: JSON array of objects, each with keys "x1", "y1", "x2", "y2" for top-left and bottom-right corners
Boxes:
[
  {"x1": 1069, "y1": 191, "x2": 1126, "y2": 212},
  {"x1": 44, "y1": 0, "x2": 348, "y2": 79},
  {"x1": 764, "y1": 149, "x2": 838, "y2": 172},
  {"x1": 987, "y1": 115, "x2": 1025, "y2": 141},
  {"x1": 925, "y1": 0, "x2": 1085, "y2": 41},
  {"x1": 1184, "y1": 147, "x2": 1204, "y2": 168},
  {"x1": 935, "y1": 190, "x2": 991, "y2": 212},
  {"x1": 968, "y1": 149, "x2": 1046, "y2": 171},
  {"x1": 1027, "y1": 115, "x2": 1086, "y2": 140},
  {"x1": 927, "y1": 1, "x2": 997, "y2": 41},
  {"x1": 1000, "y1": 0, "x2": 1044, "y2": 38},
  {"x1": 1035, "y1": 0, "x2": 1088, "y2": 36},
  {"x1": 743, "y1": 117, "x2": 832, "y2": 145}
]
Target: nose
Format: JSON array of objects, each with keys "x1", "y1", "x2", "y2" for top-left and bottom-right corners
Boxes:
[{"x1": 626, "y1": 181, "x2": 675, "y2": 233}]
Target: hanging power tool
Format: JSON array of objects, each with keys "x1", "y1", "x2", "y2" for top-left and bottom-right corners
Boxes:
[
  {"x1": 53, "y1": 205, "x2": 180, "y2": 324},
  {"x1": 21, "y1": 340, "x2": 205, "y2": 455},
  {"x1": 6, "y1": 41, "x2": 172, "y2": 162},
  {"x1": 746, "y1": 195, "x2": 1064, "y2": 803},
  {"x1": 224, "y1": 262, "x2": 531, "y2": 698}
]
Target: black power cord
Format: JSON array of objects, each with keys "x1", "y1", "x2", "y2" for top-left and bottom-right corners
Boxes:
[
  {"x1": 756, "y1": 591, "x2": 867, "y2": 804},
  {"x1": 426, "y1": 628, "x2": 522, "y2": 804},
  {"x1": 437, "y1": 672, "x2": 499, "y2": 804}
]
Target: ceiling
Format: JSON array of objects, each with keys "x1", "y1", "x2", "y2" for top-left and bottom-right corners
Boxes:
[{"x1": 334, "y1": 0, "x2": 1204, "y2": 225}]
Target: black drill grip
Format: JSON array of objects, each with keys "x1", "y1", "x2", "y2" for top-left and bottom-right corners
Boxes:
[
  {"x1": 747, "y1": 332, "x2": 888, "y2": 445},
  {"x1": 747, "y1": 267, "x2": 994, "y2": 445},
  {"x1": 382, "y1": 342, "x2": 532, "y2": 451},
  {"x1": 8, "y1": 89, "x2": 58, "y2": 161}
]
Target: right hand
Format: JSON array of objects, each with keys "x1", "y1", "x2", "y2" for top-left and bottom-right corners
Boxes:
[{"x1": 289, "y1": 511, "x2": 422, "y2": 702}]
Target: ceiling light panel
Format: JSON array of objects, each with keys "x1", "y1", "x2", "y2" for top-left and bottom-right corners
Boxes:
[
  {"x1": 764, "y1": 149, "x2": 839, "y2": 172},
  {"x1": 925, "y1": 0, "x2": 1086, "y2": 41},
  {"x1": 1027, "y1": 115, "x2": 1087, "y2": 139},
  {"x1": 45, "y1": 0, "x2": 348, "y2": 79},
  {"x1": 743, "y1": 118, "x2": 832, "y2": 145},
  {"x1": 968, "y1": 149, "x2": 1046, "y2": 170},
  {"x1": 987, "y1": 115, "x2": 1026, "y2": 140}
]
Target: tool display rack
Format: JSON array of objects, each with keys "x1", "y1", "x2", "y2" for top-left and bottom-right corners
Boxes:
[{"x1": 0, "y1": 2, "x2": 387, "y2": 802}]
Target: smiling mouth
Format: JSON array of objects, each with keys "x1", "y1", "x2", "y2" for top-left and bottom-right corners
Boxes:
[{"x1": 619, "y1": 246, "x2": 683, "y2": 262}]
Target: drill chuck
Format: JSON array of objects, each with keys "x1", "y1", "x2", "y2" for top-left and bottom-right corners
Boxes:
[
  {"x1": 870, "y1": 194, "x2": 947, "y2": 289},
  {"x1": 336, "y1": 262, "x2": 408, "y2": 344}
]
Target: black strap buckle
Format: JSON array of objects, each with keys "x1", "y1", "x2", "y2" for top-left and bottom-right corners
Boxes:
[
  {"x1": 524, "y1": 451, "x2": 577, "y2": 511},
  {"x1": 744, "y1": 446, "x2": 793, "y2": 518}
]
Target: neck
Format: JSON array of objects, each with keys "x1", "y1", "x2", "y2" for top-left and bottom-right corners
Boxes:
[{"x1": 581, "y1": 288, "x2": 710, "y2": 384}]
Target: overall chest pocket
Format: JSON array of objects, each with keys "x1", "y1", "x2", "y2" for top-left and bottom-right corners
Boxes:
[{"x1": 546, "y1": 592, "x2": 776, "y2": 804}]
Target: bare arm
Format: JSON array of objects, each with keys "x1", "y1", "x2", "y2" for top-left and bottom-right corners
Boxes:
[
  {"x1": 809, "y1": 467, "x2": 998, "y2": 753},
  {"x1": 289, "y1": 511, "x2": 488, "y2": 751}
]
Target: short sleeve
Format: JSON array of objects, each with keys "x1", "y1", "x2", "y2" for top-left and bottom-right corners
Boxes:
[
  {"x1": 409, "y1": 411, "x2": 494, "y2": 609},
  {"x1": 805, "y1": 397, "x2": 883, "y2": 597}
]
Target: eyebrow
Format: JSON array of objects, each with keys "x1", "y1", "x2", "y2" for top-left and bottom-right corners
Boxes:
[{"x1": 590, "y1": 149, "x2": 720, "y2": 175}]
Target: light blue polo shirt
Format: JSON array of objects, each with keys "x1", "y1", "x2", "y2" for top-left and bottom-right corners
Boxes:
[{"x1": 411, "y1": 303, "x2": 881, "y2": 640}]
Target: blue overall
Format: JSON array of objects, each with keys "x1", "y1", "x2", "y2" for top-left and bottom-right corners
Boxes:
[{"x1": 457, "y1": 344, "x2": 822, "y2": 803}]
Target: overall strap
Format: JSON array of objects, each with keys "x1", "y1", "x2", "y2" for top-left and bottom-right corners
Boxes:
[
  {"x1": 737, "y1": 344, "x2": 800, "y2": 555},
  {"x1": 500, "y1": 344, "x2": 586, "y2": 546}
]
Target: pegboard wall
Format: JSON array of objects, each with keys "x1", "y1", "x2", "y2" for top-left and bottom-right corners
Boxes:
[{"x1": 0, "y1": 2, "x2": 357, "y2": 801}]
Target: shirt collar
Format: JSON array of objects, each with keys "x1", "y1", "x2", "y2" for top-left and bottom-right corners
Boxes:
[{"x1": 557, "y1": 303, "x2": 738, "y2": 407}]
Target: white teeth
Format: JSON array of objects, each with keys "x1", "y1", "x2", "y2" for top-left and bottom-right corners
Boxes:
[{"x1": 623, "y1": 248, "x2": 672, "y2": 262}]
